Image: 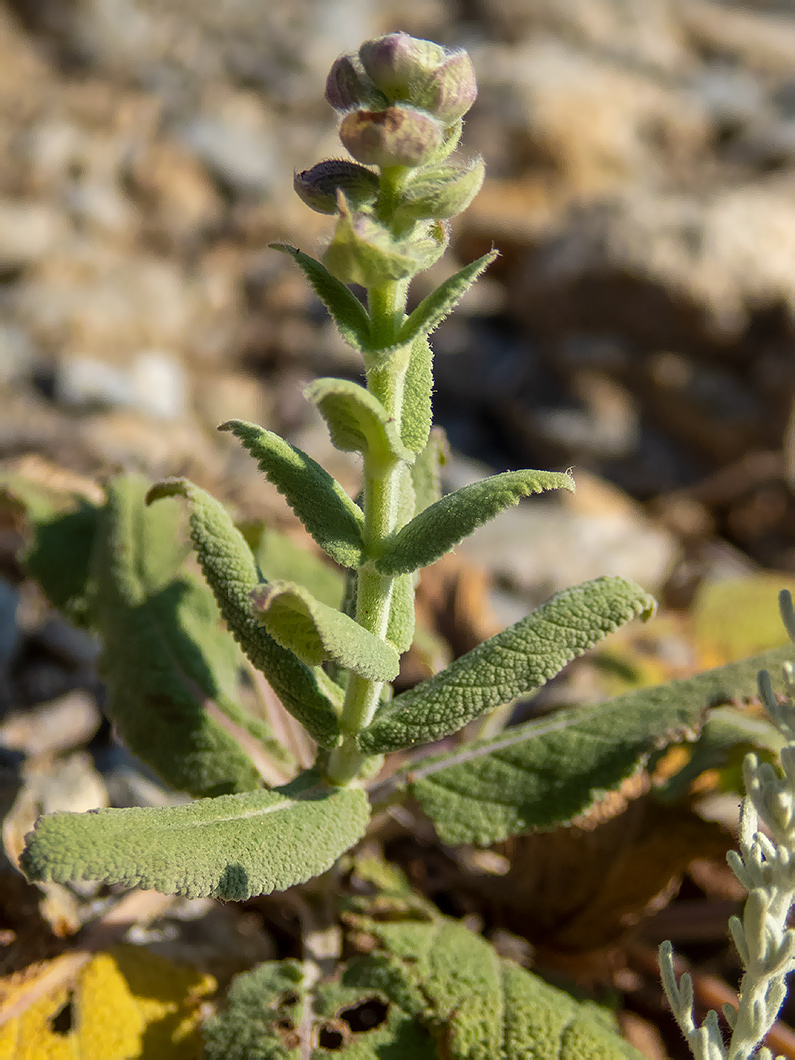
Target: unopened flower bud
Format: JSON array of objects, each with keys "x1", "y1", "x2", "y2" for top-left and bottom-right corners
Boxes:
[
  {"x1": 395, "y1": 157, "x2": 485, "y2": 221},
  {"x1": 358, "y1": 33, "x2": 447, "y2": 100},
  {"x1": 414, "y1": 51, "x2": 477, "y2": 123},
  {"x1": 325, "y1": 54, "x2": 387, "y2": 111},
  {"x1": 294, "y1": 159, "x2": 380, "y2": 214},
  {"x1": 340, "y1": 105, "x2": 443, "y2": 168}
]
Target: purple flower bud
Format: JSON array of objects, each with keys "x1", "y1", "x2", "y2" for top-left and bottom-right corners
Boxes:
[
  {"x1": 358, "y1": 33, "x2": 447, "y2": 100},
  {"x1": 325, "y1": 54, "x2": 386, "y2": 111},
  {"x1": 415, "y1": 51, "x2": 477, "y2": 123},
  {"x1": 340, "y1": 106, "x2": 443, "y2": 169},
  {"x1": 293, "y1": 159, "x2": 380, "y2": 214}
]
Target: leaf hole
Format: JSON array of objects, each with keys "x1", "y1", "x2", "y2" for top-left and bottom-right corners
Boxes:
[
  {"x1": 339, "y1": 997, "x2": 389, "y2": 1032},
  {"x1": 318, "y1": 1023, "x2": 346, "y2": 1049},
  {"x1": 280, "y1": 991, "x2": 300, "y2": 1007},
  {"x1": 50, "y1": 996, "x2": 74, "y2": 1035}
]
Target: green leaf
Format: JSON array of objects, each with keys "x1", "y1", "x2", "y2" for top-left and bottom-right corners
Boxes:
[
  {"x1": 203, "y1": 958, "x2": 437, "y2": 1059},
  {"x1": 411, "y1": 426, "x2": 448, "y2": 515},
  {"x1": 344, "y1": 901, "x2": 642, "y2": 1059},
  {"x1": 90, "y1": 475, "x2": 267, "y2": 798},
  {"x1": 22, "y1": 771, "x2": 370, "y2": 901},
  {"x1": 375, "y1": 467, "x2": 576, "y2": 576},
  {"x1": 241, "y1": 523, "x2": 345, "y2": 609},
  {"x1": 397, "y1": 645, "x2": 795, "y2": 846},
  {"x1": 0, "y1": 476, "x2": 102, "y2": 626},
  {"x1": 400, "y1": 335, "x2": 433, "y2": 453},
  {"x1": 220, "y1": 420, "x2": 365, "y2": 570},
  {"x1": 386, "y1": 573, "x2": 416, "y2": 655},
  {"x1": 147, "y1": 479, "x2": 342, "y2": 749},
  {"x1": 359, "y1": 576, "x2": 655, "y2": 754},
  {"x1": 270, "y1": 243, "x2": 371, "y2": 352},
  {"x1": 303, "y1": 377, "x2": 410, "y2": 465},
  {"x1": 395, "y1": 250, "x2": 498, "y2": 348},
  {"x1": 251, "y1": 580, "x2": 400, "y2": 681}
]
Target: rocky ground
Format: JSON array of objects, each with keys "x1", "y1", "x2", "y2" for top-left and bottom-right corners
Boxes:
[{"x1": 1, "y1": 1, "x2": 795, "y2": 1056}]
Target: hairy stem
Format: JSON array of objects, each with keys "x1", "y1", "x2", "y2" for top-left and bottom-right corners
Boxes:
[{"x1": 326, "y1": 275, "x2": 414, "y2": 786}]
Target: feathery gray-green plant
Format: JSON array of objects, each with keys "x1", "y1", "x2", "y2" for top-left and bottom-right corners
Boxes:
[{"x1": 660, "y1": 590, "x2": 795, "y2": 1060}]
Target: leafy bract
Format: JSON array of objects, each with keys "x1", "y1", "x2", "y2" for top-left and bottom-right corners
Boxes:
[
  {"x1": 21, "y1": 773, "x2": 370, "y2": 901},
  {"x1": 270, "y1": 243, "x2": 371, "y2": 352},
  {"x1": 91, "y1": 475, "x2": 267, "y2": 797},
  {"x1": 251, "y1": 580, "x2": 399, "y2": 681},
  {"x1": 400, "y1": 335, "x2": 433, "y2": 453},
  {"x1": 375, "y1": 467, "x2": 576, "y2": 576},
  {"x1": 147, "y1": 479, "x2": 342, "y2": 748},
  {"x1": 395, "y1": 250, "x2": 498, "y2": 348},
  {"x1": 398, "y1": 645, "x2": 795, "y2": 846},
  {"x1": 359, "y1": 576, "x2": 655, "y2": 754},
  {"x1": 304, "y1": 377, "x2": 410, "y2": 465},
  {"x1": 220, "y1": 419, "x2": 364, "y2": 569}
]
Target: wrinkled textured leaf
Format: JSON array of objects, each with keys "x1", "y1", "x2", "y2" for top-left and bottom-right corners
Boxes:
[
  {"x1": 399, "y1": 645, "x2": 795, "y2": 845},
  {"x1": 220, "y1": 420, "x2": 364, "y2": 569},
  {"x1": 271, "y1": 243, "x2": 371, "y2": 352},
  {"x1": 91, "y1": 475, "x2": 266, "y2": 797},
  {"x1": 304, "y1": 377, "x2": 410, "y2": 465},
  {"x1": 203, "y1": 958, "x2": 436, "y2": 1059},
  {"x1": 22, "y1": 773, "x2": 370, "y2": 901},
  {"x1": 147, "y1": 479, "x2": 342, "y2": 748},
  {"x1": 0, "y1": 946, "x2": 214, "y2": 1060},
  {"x1": 400, "y1": 335, "x2": 433, "y2": 454},
  {"x1": 376, "y1": 467, "x2": 576, "y2": 576},
  {"x1": 360, "y1": 577, "x2": 655, "y2": 754},
  {"x1": 344, "y1": 904, "x2": 642, "y2": 1059},
  {"x1": 252, "y1": 580, "x2": 399, "y2": 681},
  {"x1": 395, "y1": 250, "x2": 498, "y2": 348}
]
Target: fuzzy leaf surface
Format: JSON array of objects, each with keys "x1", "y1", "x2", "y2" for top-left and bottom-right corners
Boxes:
[
  {"x1": 21, "y1": 773, "x2": 370, "y2": 901},
  {"x1": 399, "y1": 645, "x2": 795, "y2": 845},
  {"x1": 386, "y1": 573, "x2": 416, "y2": 655},
  {"x1": 252, "y1": 580, "x2": 400, "y2": 681},
  {"x1": 147, "y1": 479, "x2": 342, "y2": 748},
  {"x1": 399, "y1": 335, "x2": 433, "y2": 453},
  {"x1": 343, "y1": 904, "x2": 643, "y2": 1058},
  {"x1": 271, "y1": 243, "x2": 371, "y2": 351},
  {"x1": 243, "y1": 523, "x2": 345, "y2": 609},
  {"x1": 395, "y1": 250, "x2": 498, "y2": 348},
  {"x1": 375, "y1": 468, "x2": 575, "y2": 576},
  {"x1": 359, "y1": 577, "x2": 655, "y2": 754},
  {"x1": 91, "y1": 475, "x2": 266, "y2": 797},
  {"x1": 220, "y1": 420, "x2": 364, "y2": 569},
  {"x1": 304, "y1": 377, "x2": 410, "y2": 465},
  {"x1": 203, "y1": 958, "x2": 436, "y2": 1059}
]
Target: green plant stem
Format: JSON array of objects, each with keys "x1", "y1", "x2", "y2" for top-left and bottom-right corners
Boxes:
[{"x1": 326, "y1": 276, "x2": 413, "y2": 786}]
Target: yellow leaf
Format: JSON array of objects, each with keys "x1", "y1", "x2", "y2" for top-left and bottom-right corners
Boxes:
[{"x1": 0, "y1": 946, "x2": 214, "y2": 1060}]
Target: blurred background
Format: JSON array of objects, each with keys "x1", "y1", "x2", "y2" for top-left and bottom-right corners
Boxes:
[{"x1": 1, "y1": 0, "x2": 793, "y2": 614}]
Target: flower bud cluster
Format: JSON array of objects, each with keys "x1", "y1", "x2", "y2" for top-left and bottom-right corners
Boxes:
[{"x1": 295, "y1": 34, "x2": 482, "y2": 290}]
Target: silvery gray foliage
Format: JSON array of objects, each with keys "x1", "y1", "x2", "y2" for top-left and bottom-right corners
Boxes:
[{"x1": 660, "y1": 590, "x2": 795, "y2": 1060}]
